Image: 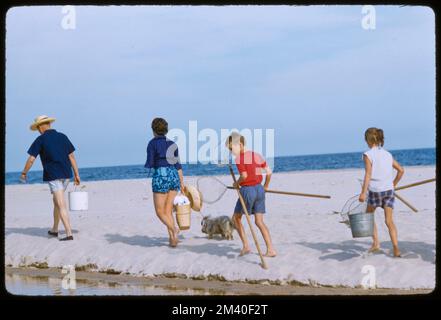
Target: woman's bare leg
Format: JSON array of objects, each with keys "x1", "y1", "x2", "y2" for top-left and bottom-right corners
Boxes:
[
  {"x1": 153, "y1": 192, "x2": 177, "y2": 247},
  {"x1": 165, "y1": 190, "x2": 179, "y2": 246},
  {"x1": 384, "y1": 206, "x2": 400, "y2": 257},
  {"x1": 367, "y1": 205, "x2": 380, "y2": 252}
]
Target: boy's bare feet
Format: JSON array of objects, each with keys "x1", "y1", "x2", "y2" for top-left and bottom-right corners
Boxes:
[
  {"x1": 393, "y1": 247, "x2": 401, "y2": 257},
  {"x1": 264, "y1": 250, "x2": 277, "y2": 257},
  {"x1": 239, "y1": 248, "x2": 251, "y2": 256}
]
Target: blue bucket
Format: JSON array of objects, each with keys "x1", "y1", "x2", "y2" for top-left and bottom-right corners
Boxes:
[{"x1": 349, "y1": 212, "x2": 374, "y2": 238}]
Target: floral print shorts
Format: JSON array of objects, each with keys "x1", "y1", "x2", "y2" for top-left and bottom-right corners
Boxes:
[{"x1": 151, "y1": 166, "x2": 180, "y2": 193}]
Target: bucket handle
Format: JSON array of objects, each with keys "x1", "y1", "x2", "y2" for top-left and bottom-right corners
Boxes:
[{"x1": 73, "y1": 184, "x2": 86, "y2": 192}]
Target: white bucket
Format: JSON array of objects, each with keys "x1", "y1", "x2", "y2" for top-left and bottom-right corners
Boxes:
[{"x1": 69, "y1": 189, "x2": 88, "y2": 211}]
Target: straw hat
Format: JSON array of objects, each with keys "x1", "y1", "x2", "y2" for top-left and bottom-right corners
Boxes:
[
  {"x1": 30, "y1": 115, "x2": 56, "y2": 131},
  {"x1": 183, "y1": 185, "x2": 203, "y2": 212}
]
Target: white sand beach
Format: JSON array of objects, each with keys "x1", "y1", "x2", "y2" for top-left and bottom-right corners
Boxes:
[{"x1": 5, "y1": 166, "x2": 436, "y2": 290}]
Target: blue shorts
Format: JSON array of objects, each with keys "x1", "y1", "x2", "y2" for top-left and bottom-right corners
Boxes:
[
  {"x1": 151, "y1": 167, "x2": 180, "y2": 193},
  {"x1": 234, "y1": 184, "x2": 266, "y2": 215},
  {"x1": 48, "y1": 179, "x2": 70, "y2": 194},
  {"x1": 368, "y1": 189, "x2": 395, "y2": 209}
]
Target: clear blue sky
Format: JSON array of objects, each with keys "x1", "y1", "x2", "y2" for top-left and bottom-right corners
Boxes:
[{"x1": 6, "y1": 5, "x2": 435, "y2": 172}]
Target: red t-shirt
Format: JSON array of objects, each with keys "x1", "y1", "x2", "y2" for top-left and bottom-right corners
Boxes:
[{"x1": 235, "y1": 151, "x2": 267, "y2": 186}]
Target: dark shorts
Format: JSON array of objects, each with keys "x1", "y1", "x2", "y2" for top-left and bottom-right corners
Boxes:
[
  {"x1": 151, "y1": 167, "x2": 180, "y2": 193},
  {"x1": 368, "y1": 189, "x2": 395, "y2": 209},
  {"x1": 234, "y1": 184, "x2": 266, "y2": 215}
]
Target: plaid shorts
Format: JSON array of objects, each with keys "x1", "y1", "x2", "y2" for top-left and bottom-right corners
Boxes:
[{"x1": 367, "y1": 189, "x2": 395, "y2": 209}]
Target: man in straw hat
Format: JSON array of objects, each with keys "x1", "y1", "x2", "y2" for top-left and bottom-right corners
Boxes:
[{"x1": 20, "y1": 115, "x2": 81, "y2": 241}]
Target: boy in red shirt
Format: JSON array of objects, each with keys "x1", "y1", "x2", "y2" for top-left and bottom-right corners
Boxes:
[{"x1": 226, "y1": 132, "x2": 277, "y2": 257}]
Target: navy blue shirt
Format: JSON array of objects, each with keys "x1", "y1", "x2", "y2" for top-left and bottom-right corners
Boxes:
[
  {"x1": 145, "y1": 135, "x2": 182, "y2": 170},
  {"x1": 27, "y1": 129, "x2": 76, "y2": 182}
]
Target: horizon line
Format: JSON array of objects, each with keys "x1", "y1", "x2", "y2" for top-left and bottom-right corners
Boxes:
[{"x1": 5, "y1": 146, "x2": 436, "y2": 174}]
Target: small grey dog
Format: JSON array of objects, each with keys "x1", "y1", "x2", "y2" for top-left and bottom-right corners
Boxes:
[{"x1": 201, "y1": 215, "x2": 236, "y2": 240}]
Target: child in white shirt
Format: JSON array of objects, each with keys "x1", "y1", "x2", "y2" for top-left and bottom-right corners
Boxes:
[{"x1": 359, "y1": 128, "x2": 404, "y2": 257}]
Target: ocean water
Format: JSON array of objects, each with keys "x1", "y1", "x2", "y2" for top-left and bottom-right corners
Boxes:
[
  {"x1": 5, "y1": 148, "x2": 436, "y2": 185},
  {"x1": 5, "y1": 273, "x2": 210, "y2": 296}
]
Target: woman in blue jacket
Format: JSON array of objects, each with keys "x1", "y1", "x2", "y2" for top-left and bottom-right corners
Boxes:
[{"x1": 145, "y1": 118, "x2": 185, "y2": 247}]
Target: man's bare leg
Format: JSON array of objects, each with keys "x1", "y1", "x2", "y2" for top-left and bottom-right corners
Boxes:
[
  {"x1": 53, "y1": 190, "x2": 73, "y2": 237},
  {"x1": 51, "y1": 197, "x2": 60, "y2": 233}
]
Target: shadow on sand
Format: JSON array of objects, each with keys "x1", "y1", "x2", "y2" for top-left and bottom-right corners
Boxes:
[
  {"x1": 105, "y1": 234, "x2": 170, "y2": 248},
  {"x1": 297, "y1": 240, "x2": 435, "y2": 263},
  {"x1": 105, "y1": 233, "x2": 242, "y2": 260},
  {"x1": 178, "y1": 242, "x2": 240, "y2": 259},
  {"x1": 5, "y1": 227, "x2": 79, "y2": 238}
]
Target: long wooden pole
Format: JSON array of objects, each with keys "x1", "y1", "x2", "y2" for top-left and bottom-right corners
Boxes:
[
  {"x1": 227, "y1": 186, "x2": 330, "y2": 199},
  {"x1": 395, "y1": 178, "x2": 436, "y2": 192},
  {"x1": 228, "y1": 165, "x2": 268, "y2": 270},
  {"x1": 395, "y1": 192, "x2": 418, "y2": 213}
]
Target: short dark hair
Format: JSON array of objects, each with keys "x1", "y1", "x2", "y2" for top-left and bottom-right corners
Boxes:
[{"x1": 151, "y1": 118, "x2": 168, "y2": 135}]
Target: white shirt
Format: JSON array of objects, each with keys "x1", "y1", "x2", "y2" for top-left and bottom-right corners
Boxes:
[{"x1": 363, "y1": 146, "x2": 394, "y2": 192}]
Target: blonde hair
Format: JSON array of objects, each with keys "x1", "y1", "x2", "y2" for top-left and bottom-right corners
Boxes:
[
  {"x1": 377, "y1": 128, "x2": 384, "y2": 146},
  {"x1": 364, "y1": 127, "x2": 384, "y2": 146},
  {"x1": 225, "y1": 132, "x2": 246, "y2": 150}
]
